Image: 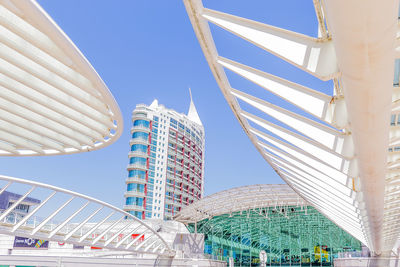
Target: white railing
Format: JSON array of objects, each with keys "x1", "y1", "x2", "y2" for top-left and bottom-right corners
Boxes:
[
  {"x1": 123, "y1": 204, "x2": 145, "y2": 211},
  {"x1": 0, "y1": 174, "x2": 174, "y2": 256},
  {"x1": 337, "y1": 251, "x2": 363, "y2": 258},
  {"x1": 132, "y1": 113, "x2": 149, "y2": 119},
  {"x1": 127, "y1": 164, "x2": 147, "y2": 170},
  {"x1": 131, "y1": 126, "x2": 150, "y2": 132},
  {"x1": 0, "y1": 255, "x2": 227, "y2": 267},
  {"x1": 130, "y1": 138, "x2": 148, "y2": 145},
  {"x1": 124, "y1": 191, "x2": 146, "y2": 198},
  {"x1": 125, "y1": 177, "x2": 146, "y2": 184},
  {"x1": 128, "y1": 151, "x2": 148, "y2": 158}
]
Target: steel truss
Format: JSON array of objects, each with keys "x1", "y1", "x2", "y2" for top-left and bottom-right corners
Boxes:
[
  {"x1": 0, "y1": 174, "x2": 174, "y2": 257},
  {"x1": 183, "y1": 0, "x2": 400, "y2": 255},
  {"x1": 0, "y1": 0, "x2": 123, "y2": 156}
]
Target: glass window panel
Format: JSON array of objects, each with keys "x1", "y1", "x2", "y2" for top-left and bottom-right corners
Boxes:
[{"x1": 187, "y1": 206, "x2": 361, "y2": 266}]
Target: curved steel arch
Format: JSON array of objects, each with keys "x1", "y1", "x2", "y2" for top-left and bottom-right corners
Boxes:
[
  {"x1": 0, "y1": 0, "x2": 123, "y2": 156},
  {"x1": 0, "y1": 174, "x2": 175, "y2": 257},
  {"x1": 184, "y1": 0, "x2": 400, "y2": 255},
  {"x1": 174, "y1": 184, "x2": 307, "y2": 223}
]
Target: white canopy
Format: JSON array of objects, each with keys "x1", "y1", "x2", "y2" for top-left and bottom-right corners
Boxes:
[
  {"x1": 175, "y1": 184, "x2": 306, "y2": 223},
  {"x1": 183, "y1": 0, "x2": 400, "y2": 252},
  {"x1": 0, "y1": 0, "x2": 123, "y2": 156}
]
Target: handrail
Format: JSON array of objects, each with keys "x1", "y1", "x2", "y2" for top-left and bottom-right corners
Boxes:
[{"x1": 0, "y1": 174, "x2": 174, "y2": 256}]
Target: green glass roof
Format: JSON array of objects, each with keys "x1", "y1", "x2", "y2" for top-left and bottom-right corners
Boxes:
[{"x1": 187, "y1": 205, "x2": 361, "y2": 266}]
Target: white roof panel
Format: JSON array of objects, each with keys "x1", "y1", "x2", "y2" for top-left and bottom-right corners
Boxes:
[{"x1": 0, "y1": 0, "x2": 122, "y2": 156}]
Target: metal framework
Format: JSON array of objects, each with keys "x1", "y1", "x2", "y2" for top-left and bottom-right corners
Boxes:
[
  {"x1": 175, "y1": 184, "x2": 306, "y2": 223},
  {"x1": 0, "y1": 174, "x2": 174, "y2": 256},
  {"x1": 175, "y1": 185, "x2": 361, "y2": 266},
  {"x1": 183, "y1": 0, "x2": 400, "y2": 255},
  {"x1": 0, "y1": 0, "x2": 123, "y2": 156},
  {"x1": 0, "y1": 0, "x2": 174, "y2": 258}
]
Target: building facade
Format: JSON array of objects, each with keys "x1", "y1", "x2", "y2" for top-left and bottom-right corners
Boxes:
[
  {"x1": 0, "y1": 191, "x2": 40, "y2": 224},
  {"x1": 124, "y1": 99, "x2": 204, "y2": 220}
]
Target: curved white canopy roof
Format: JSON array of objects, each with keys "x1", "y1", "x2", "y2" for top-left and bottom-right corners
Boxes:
[
  {"x1": 174, "y1": 184, "x2": 306, "y2": 223},
  {"x1": 183, "y1": 0, "x2": 400, "y2": 253},
  {"x1": 0, "y1": 174, "x2": 174, "y2": 256},
  {"x1": 0, "y1": 0, "x2": 123, "y2": 156}
]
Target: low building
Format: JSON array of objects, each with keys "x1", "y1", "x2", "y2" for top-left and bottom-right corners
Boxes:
[
  {"x1": 0, "y1": 191, "x2": 40, "y2": 224},
  {"x1": 175, "y1": 184, "x2": 362, "y2": 266}
]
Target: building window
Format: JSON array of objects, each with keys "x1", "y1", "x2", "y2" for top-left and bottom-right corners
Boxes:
[
  {"x1": 129, "y1": 157, "x2": 147, "y2": 165},
  {"x1": 127, "y1": 183, "x2": 145, "y2": 193},
  {"x1": 133, "y1": 120, "x2": 149, "y2": 128},
  {"x1": 128, "y1": 170, "x2": 146, "y2": 179},
  {"x1": 132, "y1": 131, "x2": 149, "y2": 140}
]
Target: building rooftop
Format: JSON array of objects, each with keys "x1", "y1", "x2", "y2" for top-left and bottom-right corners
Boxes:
[
  {"x1": 174, "y1": 184, "x2": 307, "y2": 223},
  {"x1": 137, "y1": 95, "x2": 203, "y2": 127}
]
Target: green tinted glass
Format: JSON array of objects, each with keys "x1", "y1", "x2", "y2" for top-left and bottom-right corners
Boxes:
[{"x1": 187, "y1": 206, "x2": 361, "y2": 266}]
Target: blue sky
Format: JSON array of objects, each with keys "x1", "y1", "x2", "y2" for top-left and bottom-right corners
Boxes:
[{"x1": 1, "y1": 1, "x2": 330, "y2": 208}]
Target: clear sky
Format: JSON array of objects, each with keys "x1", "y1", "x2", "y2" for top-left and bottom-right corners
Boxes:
[{"x1": 1, "y1": 1, "x2": 332, "y2": 208}]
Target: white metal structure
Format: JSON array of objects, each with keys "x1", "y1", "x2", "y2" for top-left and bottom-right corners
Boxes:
[
  {"x1": 0, "y1": 0, "x2": 174, "y2": 258},
  {"x1": 0, "y1": 255, "x2": 226, "y2": 267},
  {"x1": 0, "y1": 174, "x2": 174, "y2": 256},
  {"x1": 0, "y1": 0, "x2": 123, "y2": 156},
  {"x1": 174, "y1": 184, "x2": 306, "y2": 224},
  {"x1": 184, "y1": 0, "x2": 400, "y2": 255}
]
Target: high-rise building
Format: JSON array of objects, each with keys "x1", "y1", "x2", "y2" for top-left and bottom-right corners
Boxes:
[{"x1": 124, "y1": 97, "x2": 205, "y2": 220}]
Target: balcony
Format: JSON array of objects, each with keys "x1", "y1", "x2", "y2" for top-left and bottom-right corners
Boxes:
[
  {"x1": 166, "y1": 185, "x2": 174, "y2": 191},
  {"x1": 183, "y1": 168, "x2": 190, "y2": 175},
  {"x1": 169, "y1": 132, "x2": 176, "y2": 139},
  {"x1": 125, "y1": 177, "x2": 146, "y2": 184},
  {"x1": 124, "y1": 191, "x2": 145, "y2": 198},
  {"x1": 128, "y1": 151, "x2": 148, "y2": 158},
  {"x1": 166, "y1": 173, "x2": 175, "y2": 180},
  {"x1": 130, "y1": 138, "x2": 148, "y2": 145},
  {"x1": 132, "y1": 113, "x2": 149, "y2": 119},
  {"x1": 174, "y1": 201, "x2": 183, "y2": 208},
  {"x1": 181, "y1": 179, "x2": 190, "y2": 187},
  {"x1": 180, "y1": 190, "x2": 190, "y2": 198},
  {"x1": 127, "y1": 163, "x2": 147, "y2": 170},
  {"x1": 123, "y1": 204, "x2": 145, "y2": 211},
  {"x1": 131, "y1": 125, "x2": 150, "y2": 132},
  {"x1": 175, "y1": 165, "x2": 183, "y2": 171}
]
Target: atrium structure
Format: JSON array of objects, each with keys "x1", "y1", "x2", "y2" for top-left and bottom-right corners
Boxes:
[
  {"x1": 176, "y1": 185, "x2": 362, "y2": 266},
  {"x1": 183, "y1": 0, "x2": 400, "y2": 259}
]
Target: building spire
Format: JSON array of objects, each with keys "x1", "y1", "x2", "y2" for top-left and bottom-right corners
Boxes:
[
  {"x1": 187, "y1": 88, "x2": 202, "y2": 126},
  {"x1": 149, "y1": 99, "x2": 158, "y2": 109}
]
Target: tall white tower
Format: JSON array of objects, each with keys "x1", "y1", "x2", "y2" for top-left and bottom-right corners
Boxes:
[{"x1": 124, "y1": 97, "x2": 205, "y2": 220}]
